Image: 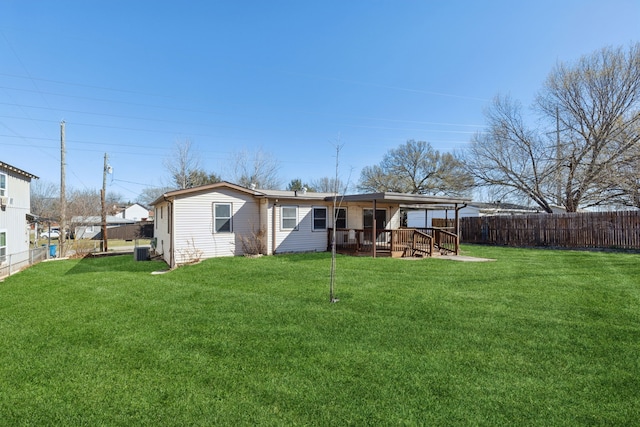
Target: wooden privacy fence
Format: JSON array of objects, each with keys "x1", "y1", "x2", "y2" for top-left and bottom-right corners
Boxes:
[
  {"x1": 460, "y1": 211, "x2": 640, "y2": 250},
  {"x1": 95, "y1": 223, "x2": 154, "y2": 240}
]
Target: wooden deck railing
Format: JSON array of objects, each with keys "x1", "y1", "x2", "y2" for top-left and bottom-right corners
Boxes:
[
  {"x1": 415, "y1": 228, "x2": 459, "y2": 255},
  {"x1": 329, "y1": 227, "x2": 459, "y2": 257}
]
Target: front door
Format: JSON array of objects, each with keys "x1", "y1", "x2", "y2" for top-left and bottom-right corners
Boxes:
[
  {"x1": 363, "y1": 209, "x2": 387, "y2": 231},
  {"x1": 364, "y1": 208, "x2": 387, "y2": 251}
]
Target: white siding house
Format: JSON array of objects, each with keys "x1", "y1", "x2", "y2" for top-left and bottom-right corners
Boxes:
[
  {"x1": 0, "y1": 161, "x2": 38, "y2": 277},
  {"x1": 152, "y1": 183, "x2": 335, "y2": 267},
  {"x1": 152, "y1": 182, "x2": 470, "y2": 268},
  {"x1": 115, "y1": 203, "x2": 150, "y2": 221}
]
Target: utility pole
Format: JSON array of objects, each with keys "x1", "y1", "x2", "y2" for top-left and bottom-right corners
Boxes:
[
  {"x1": 555, "y1": 107, "x2": 562, "y2": 206},
  {"x1": 101, "y1": 153, "x2": 109, "y2": 252},
  {"x1": 60, "y1": 121, "x2": 66, "y2": 256}
]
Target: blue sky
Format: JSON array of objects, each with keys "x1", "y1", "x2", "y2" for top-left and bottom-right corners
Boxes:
[{"x1": 1, "y1": 0, "x2": 639, "y2": 201}]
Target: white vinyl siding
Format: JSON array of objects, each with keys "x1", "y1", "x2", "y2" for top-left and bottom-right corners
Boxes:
[
  {"x1": 171, "y1": 189, "x2": 260, "y2": 262},
  {"x1": 312, "y1": 207, "x2": 327, "y2": 231},
  {"x1": 273, "y1": 204, "x2": 328, "y2": 254},
  {"x1": 0, "y1": 231, "x2": 6, "y2": 263},
  {"x1": 281, "y1": 206, "x2": 298, "y2": 230},
  {"x1": 0, "y1": 166, "x2": 34, "y2": 272}
]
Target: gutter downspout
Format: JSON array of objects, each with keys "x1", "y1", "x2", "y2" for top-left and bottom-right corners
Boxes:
[
  {"x1": 272, "y1": 200, "x2": 278, "y2": 255},
  {"x1": 372, "y1": 199, "x2": 377, "y2": 258},
  {"x1": 162, "y1": 194, "x2": 175, "y2": 269}
]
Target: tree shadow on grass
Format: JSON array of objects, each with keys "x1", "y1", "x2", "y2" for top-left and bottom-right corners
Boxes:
[{"x1": 65, "y1": 254, "x2": 169, "y2": 276}]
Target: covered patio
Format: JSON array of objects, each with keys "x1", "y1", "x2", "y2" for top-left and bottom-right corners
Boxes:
[{"x1": 327, "y1": 192, "x2": 470, "y2": 258}]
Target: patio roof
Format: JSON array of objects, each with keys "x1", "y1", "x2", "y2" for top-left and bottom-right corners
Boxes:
[{"x1": 337, "y1": 192, "x2": 471, "y2": 206}]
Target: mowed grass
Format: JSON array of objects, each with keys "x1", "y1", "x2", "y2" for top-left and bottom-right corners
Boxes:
[{"x1": 0, "y1": 246, "x2": 638, "y2": 425}]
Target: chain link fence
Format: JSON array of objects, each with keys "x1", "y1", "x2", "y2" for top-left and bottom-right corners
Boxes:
[{"x1": 0, "y1": 246, "x2": 49, "y2": 280}]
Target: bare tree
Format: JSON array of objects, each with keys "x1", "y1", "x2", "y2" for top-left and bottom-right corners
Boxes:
[
  {"x1": 105, "y1": 191, "x2": 125, "y2": 215},
  {"x1": 359, "y1": 140, "x2": 473, "y2": 196},
  {"x1": 230, "y1": 147, "x2": 281, "y2": 189},
  {"x1": 31, "y1": 180, "x2": 59, "y2": 219},
  {"x1": 464, "y1": 43, "x2": 640, "y2": 212},
  {"x1": 309, "y1": 177, "x2": 346, "y2": 193},
  {"x1": 163, "y1": 139, "x2": 222, "y2": 190},
  {"x1": 138, "y1": 186, "x2": 176, "y2": 207},
  {"x1": 164, "y1": 139, "x2": 200, "y2": 189},
  {"x1": 67, "y1": 188, "x2": 101, "y2": 219},
  {"x1": 463, "y1": 96, "x2": 557, "y2": 212}
]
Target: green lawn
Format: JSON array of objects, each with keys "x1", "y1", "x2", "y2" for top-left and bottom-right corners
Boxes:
[{"x1": 1, "y1": 246, "x2": 638, "y2": 425}]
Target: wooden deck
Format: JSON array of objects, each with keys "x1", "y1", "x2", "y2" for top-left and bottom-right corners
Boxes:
[{"x1": 328, "y1": 228, "x2": 459, "y2": 258}]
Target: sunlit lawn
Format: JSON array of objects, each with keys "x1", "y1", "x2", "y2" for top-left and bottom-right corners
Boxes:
[{"x1": 0, "y1": 246, "x2": 638, "y2": 425}]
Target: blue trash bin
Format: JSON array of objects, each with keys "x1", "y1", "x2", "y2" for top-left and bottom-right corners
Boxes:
[{"x1": 49, "y1": 244, "x2": 57, "y2": 258}]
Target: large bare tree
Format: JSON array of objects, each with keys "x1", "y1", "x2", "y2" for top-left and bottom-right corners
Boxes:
[
  {"x1": 464, "y1": 43, "x2": 640, "y2": 212},
  {"x1": 164, "y1": 139, "x2": 221, "y2": 189},
  {"x1": 31, "y1": 179, "x2": 59, "y2": 219},
  {"x1": 230, "y1": 147, "x2": 281, "y2": 189},
  {"x1": 309, "y1": 177, "x2": 347, "y2": 193},
  {"x1": 164, "y1": 139, "x2": 200, "y2": 189},
  {"x1": 463, "y1": 96, "x2": 557, "y2": 212},
  {"x1": 359, "y1": 139, "x2": 473, "y2": 196}
]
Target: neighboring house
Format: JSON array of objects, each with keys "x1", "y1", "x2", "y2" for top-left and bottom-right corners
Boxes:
[
  {"x1": 406, "y1": 202, "x2": 564, "y2": 228},
  {"x1": 71, "y1": 216, "x2": 136, "y2": 239},
  {"x1": 152, "y1": 181, "x2": 470, "y2": 268},
  {"x1": 0, "y1": 161, "x2": 39, "y2": 273},
  {"x1": 114, "y1": 203, "x2": 151, "y2": 221}
]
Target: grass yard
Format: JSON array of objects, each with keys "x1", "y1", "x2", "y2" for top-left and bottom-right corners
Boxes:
[{"x1": 0, "y1": 246, "x2": 638, "y2": 425}]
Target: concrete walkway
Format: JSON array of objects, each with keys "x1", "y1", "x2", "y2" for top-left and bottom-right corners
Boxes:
[{"x1": 439, "y1": 255, "x2": 496, "y2": 262}]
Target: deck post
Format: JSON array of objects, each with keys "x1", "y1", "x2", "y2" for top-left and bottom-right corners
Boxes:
[
  {"x1": 454, "y1": 203, "x2": 466, "y2": 255},
  {"x1": 372, "y1": 199, "x2": 377, "y2": 258}
]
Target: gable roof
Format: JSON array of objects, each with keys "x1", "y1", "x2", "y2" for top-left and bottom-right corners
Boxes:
[
  {"x1": 71, "y1": 215, "x2": 136, "y2": 225},
  {"x1": 151, "y1": 181, "x2": 472, "y2": 207},
  {"x1": 151, "y1": 181, "x2": 260, "y2": 206},
  {"x1": 0, "y1": 161, "x2": 39, "y2": 180}
]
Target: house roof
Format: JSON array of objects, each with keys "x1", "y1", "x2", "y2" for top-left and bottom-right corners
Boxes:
[
  {"x1": 71, "y1": 215, "x2": 136, "y2": 225},
  {"x1": 257, "y1": 188, "x2": 336, "y2": 201},
  {"x1": 339, "y1": 192, "x2": 471, "y2": 206},
  {"x1": 124, "y1": 202, "x2": 150, "y2": 210},
  {"x1": 151, "y1": 181, "x2": 260, "y2": 206},
  {"x1": 151, "y1": 181, "x2": 472, "y2": 207},
  {"x1": 0, "y1": 161, "x2": 39, "y2": 180}
]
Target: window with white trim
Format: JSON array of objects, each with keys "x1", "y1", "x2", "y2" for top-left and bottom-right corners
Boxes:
[
  {"x1": 0, "y1": 173, "x2": 6, "y2": 197},
  {"x1": 334, "y1": 207, "x2": 347, "y2": 229},
  {"x1": 312, "y1": 207, "x2": 327, "y2": 231},
  {"x1": 213, "y1": 203, "x2": 233, "y2": 233},
  {"x1": 281, "y1": 206, "x2": 298, "y2": 230},
  {"x1": 0, "y1": 231, "x2": 6, "y2": 263}
]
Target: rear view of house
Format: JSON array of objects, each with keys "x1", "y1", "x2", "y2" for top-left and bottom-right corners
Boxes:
[
  {"x1": 151, "y1": 182, "x2": 335, "y2": 267},
  {"x1": 0, "y1": 161, "x2": 39, "y2": 278},
  {"x1": 152, "y1": 181, "x2": 470, "y2": 268}
]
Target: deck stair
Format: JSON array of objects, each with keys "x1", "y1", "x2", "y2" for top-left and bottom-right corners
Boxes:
[{"x1": 331, "y1": 227, "x2": 460, "y2": 258}]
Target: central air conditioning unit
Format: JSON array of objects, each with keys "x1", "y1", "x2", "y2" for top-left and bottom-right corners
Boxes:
[{"x1": 134, "y1": 246, "x2": 150, "y2": 261}]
